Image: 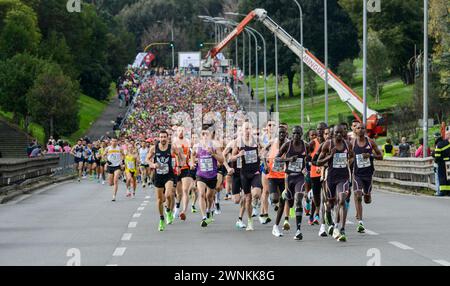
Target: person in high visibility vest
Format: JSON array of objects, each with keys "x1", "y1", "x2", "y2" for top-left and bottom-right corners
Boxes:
[
  {"x1": 382, "y1": 138, "x2": 395, "y2": 158},
  {"x1": 435, "y1": 130, "x2": 450, "y2": 195}
]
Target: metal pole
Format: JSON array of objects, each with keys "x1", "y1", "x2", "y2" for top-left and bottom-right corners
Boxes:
[
  {"x1": 247, "y1": 27, "x2": 267, "y2": 114},
  {"x1": 246, "y1": 29, "x2": 259, "y2": 128},
  {"x1": 324, "y1": 0, "x2": 329, "y2": 125},
  {"x1": 294, "y1": 0, "x2": 304, "y2": 127},
  {"x1": 423, "y1": 0, "x2": 429, "y2": 158},
  {"x1": 275, "y1": 35, "x2": 279, "y2": 114},
  {"x1": 215, "y1": 23, "x2": 218, "y2": 44},
  {"x1": 171, "y1": 23, "x2": 174, "y2": 69},
  {"x1": 363, "y1": 0, "x2": 368, "y2": 125},
  {"x1": 235, "y1": 36, "x2": 238, "y2": 70},
  {"x1": 243, "y1": 32, "x2": 246, "y2": 76}
]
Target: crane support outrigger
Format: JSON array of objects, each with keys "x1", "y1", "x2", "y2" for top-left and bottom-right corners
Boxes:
[{"x1": 202, "y1": 9, "x2": 387, "y2": 138}]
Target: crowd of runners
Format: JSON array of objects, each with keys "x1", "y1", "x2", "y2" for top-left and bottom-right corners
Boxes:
[{"x1": 73, "y1": 114, "x2": 384, "y2": 243}]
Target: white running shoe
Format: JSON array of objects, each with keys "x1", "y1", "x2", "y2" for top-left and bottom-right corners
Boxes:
[
  {"x1": 174, "y1": 208, "x2": 180, "y2": 219},
  {"x1": 246, "y1": 219, "x2": 254, "y2": 231},
  {"x1": 272, "y1": 225, "x2": 283, "y2": 237},
  {"x1": 214, "y1": 209, "x2": 222, "y2": 215},
  {"x1": 333, "y1": 228, "x2": 341, "y2": 239},
  {"x1": 258, "y1": 216, "x2": 266, "y2": 225},
  {"x1": 235, "y1": 220, "x2": 246, "y2": 229},
  {"x1": 101, "y1": 180, "x2": 105, "y2": 185},
  {"x1": 319, "y1": 224, "x2": 328, "y2": 237}
]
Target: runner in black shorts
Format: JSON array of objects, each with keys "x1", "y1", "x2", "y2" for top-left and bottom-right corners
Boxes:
[
  {"x1": 273, "y1": 126, "x2": 309, "y2": 240},
  {"x1": 318, "y1": 125, "x2": 354, "y2": 242},
  {"x1": 147, "y1": 130, "x2": 182, "y2": 231},
  {"x1": 71, "y1": 139, "x2": 84, "y2": 182},
  {"x1": 352, "y1": 122, "x2": 382, "y2": 233},
  {"x1": 232, "y1": 122, "x2": 263, "y2": 231}
]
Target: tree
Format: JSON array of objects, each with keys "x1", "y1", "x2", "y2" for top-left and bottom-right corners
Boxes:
[
  {"x1": 337, "y1": 58, "x2": 356, "y2": 87},
  {"x1": 414, "y1": 72, "x2": 449, "y2": 124},
  {"x1": 339, "y1": 0, "x2": 423, "y2": 84},
  {"x1": 0, "y1": 53, "x2": 45, "y2": 123},
  {"x1": 0, "y1": 3, "x2": 41, "y2": 59},
  {"x1": 26, "y1": 63, "x2": 80, "y2": 140},
  {"x1": 367, "y1": 31, "x2": 389, "y2": 104}
]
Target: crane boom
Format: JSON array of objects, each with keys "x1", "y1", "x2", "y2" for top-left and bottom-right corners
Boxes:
[{"x1": 252, "y1": 9, "x2": 377, "y2": 118}]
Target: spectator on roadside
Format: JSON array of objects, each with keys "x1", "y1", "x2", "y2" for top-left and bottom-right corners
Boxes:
[
  {"x1": 415, "y1": 138, "x2": 431, "y2": 158},
  {"x1": 54, "y1": 141, "x2": 62, "y2": 153},
  {"x1": 382, "y1": 138, "x2": 395, "y2": 159},
  {"x1": 63, "y1": 141, "x2": 71, "y2": 153},
  {"x1": 30, "y1": 145, "x2": 42, "y2": 158},
  {"x1": 46, "y1": 140, "x2": 55, "y2": 154},
  {"x1": 435, "y1": 130, "x2": 450, "y2": 196},
  {"x1": 27, "y1": 141, "x2": 37, "y2": 157},
  {"x1": 398, "y1": 137, "x2": 411, "y2": 157},
  {"x1": 432, "y1": 133, "x2": 444, "y2": 196}
]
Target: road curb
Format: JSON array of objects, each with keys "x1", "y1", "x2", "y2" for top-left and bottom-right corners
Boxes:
[{"x1": 0, "y1": 174, "x2": 77, "y2": 204}]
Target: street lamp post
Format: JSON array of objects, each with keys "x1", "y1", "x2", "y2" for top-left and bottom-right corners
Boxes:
[
  {"x1": 293, "y1": 0, "x2": 304, "y2": 127},
  {"x1": 246, "y1": 26, "x2": 267, "y2": 114},
  {"x1": 363, "y1": 0, "x2": 368, "y2": 125},
  {"x1": 423, "y1": 0, "x2": 429, "y2": 158},
  {"x1": 275, "y1": 35, "x2": 279, "y2": 114}
]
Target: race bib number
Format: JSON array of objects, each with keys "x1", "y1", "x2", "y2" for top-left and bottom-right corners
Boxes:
[
  {"x1": 199, "y1": 157, "x2": 214, "y2": 172},
  {"x1": 446, "y1": 161, "x2": 450, "y2": 180},
  {"x1": 288, "y1": 158, "x2": 303, "y2": 173},
  {"x1": 244, "y1": 150, "x2": 258, "y2": 164},
  {"x1": 76, "y1": 152, "x2": 82, "y2": 158},
  {"x1": 272, "y1": 158, "x2": 285, "y2": 172},
  {"x1": 108, "y1": 153, "x2": 121, "y2": 166},
  {"x1": 157, "y1": 163, "x2": 169, "y2": 175},
  {"x1": 237, "y1": 157, "x2": 242, "y2": 169},
  {"x1": 332, "y1": 153, "x2": 347, "y2": 169},
  {"x1": 356, "y1": 154, "x2": 371, "y2": 169},
  {"x1": 127, "y1": 161, "x2": 135, "y2": 170}
]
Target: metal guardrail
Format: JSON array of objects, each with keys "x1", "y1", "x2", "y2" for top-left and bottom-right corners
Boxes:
[
  {"x1": 47, "y1": 153, "x2": 75, "y2": 176},
  {"x1": 373, "y1": 157, "x2": 436, "y2": 191}
]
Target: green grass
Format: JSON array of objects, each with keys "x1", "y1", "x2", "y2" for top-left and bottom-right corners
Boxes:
[{"x1": 1, "y1": 83, "x2": 116, "y2": 144}]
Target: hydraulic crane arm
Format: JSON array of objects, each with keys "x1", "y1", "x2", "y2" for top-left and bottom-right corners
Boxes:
[{"x1": 252, "y1": 9, "x2": 377, "y2": 119}]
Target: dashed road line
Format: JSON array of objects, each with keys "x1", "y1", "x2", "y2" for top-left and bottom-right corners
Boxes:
[
  {"x1": 145, "y1": 196, "x2": 150, "y2": 199},
  {"x1": 133, "y1": 213, "x2": 141, "y2": 218},
  {"x1": 113, "y1": 247, "x2": 126, "y2": 257},
  {"x1": 365, "y1": 229, "x2": 379, "y2": 236},
  {"x1": 389, "y1": 241, "x2": 413, "y2": 250},
  {"x1": 137, "y1": 207, "x2": 145, "y2": 211},
  {"x1": 121, "y1": 233, "x2": 133, "y2": 241},
  {"x1": 433, "y1": 260, "x2": 450, "y2": 266},
  {"x1": 128, "y1": 222, "x2": 138, "y2": 228}
]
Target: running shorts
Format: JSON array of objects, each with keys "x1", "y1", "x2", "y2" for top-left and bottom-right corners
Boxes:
[
  {"x1": 353, "y1": 176, "x2": 373, "y2": 195},
  {"x1": 326, "y1": 178, "x2": 350, "y2": 199},
  {"x1": 231, "y1": 173, "x2": 242, "y2": 195},
  {"x1": 107, "y1": 165, "x2": 121, "y2": 174},
  {"x1": 140, "y1": 163, "x2": 149, "y2": 168},
  {"x1": 217, "y1": 165, "x2": 227, "y2": 177},
  {"x1": 154, "y1": 173, "x2": 175, "y2": 188},
  {"x1": 240, "y1": 172, "x2": 262, "y2": 195},
  {"x1": 178, "y1": 168, "x2": 192, "y2": 181},
  {"x1": 286, "y1": 175, "x2": 306, "y2": 201},
  {"x1": 268, "y1": 178, "x2": 285, "y2": 195},
  {"x1": 197, "y1": 176, "x2": 218, "y2": 190}
]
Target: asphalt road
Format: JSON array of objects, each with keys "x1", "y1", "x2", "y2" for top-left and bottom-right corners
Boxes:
[{"x1": 1, "y1": 178, "x2": 449, "y2": 266}]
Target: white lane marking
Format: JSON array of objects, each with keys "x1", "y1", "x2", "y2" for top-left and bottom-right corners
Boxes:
[
  {"x1": 145, "y1": 196, "x2": 150, "y2": 199},
  {"x1": 346, "y1": 221, "x2": 354, "y2": 225},
  {"x1": 433, "y1": 260, "x2": 450, "y2": 266},
  {"x1": 106, "y1": 264, "x2": 118, "y2": 266},
  {"x1": 143, "y1": 200, "x2": 150, "y2": 203},
  {"x1": 113, "y1": 248, "x2": 126, "y2": 257},
  {"x1": 128, "y1": 222, "x2": 138, "y2": 228},
  {"x1": 133, "y1": 213, "x2": 141, "y2": 218},
  {"x1": 121, "y1": 233, "x2": 133, "y2": 241},
  {"x1": 141, "y1": 203, "x2": 148, "y2": 206},
  {"x1": 365, "y1": 229, "x2": 379, "y2": 236},
  {"x1": 389, "y1": 241, "x2": 413, "y2": 250},
  {"x1": 137, "y1": 207, "x2": 145, "y2": 211}
]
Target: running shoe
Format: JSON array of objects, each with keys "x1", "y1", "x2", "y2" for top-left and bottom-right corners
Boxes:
[
  {"x1": 112, "y1": 196, "x2": 116, "y2": 202},
  {"x1": 101, "y1": 180, "x2": 105, "y2": 185},
  {"x1": 308, "y1": 216, "x2": 314, "y2": 226},
  {"x1": 338, "y1": 230, "x2": 347, "y2": 242},
  {"x1": 158, "y1": 220, "x2": 166, "y2": 232},
  {"x1": 174, "y1": 208, "x2": 180, "y2": 219},
  {"x1": 179, "y1": 212, "x2": 186, "y2": 221},
  {"x1": 258, "y1": 216, "x2": 266, "y2": 225},
  {"x1": 294, "y1": 230, "x2": 303, "y2": 241},
  {"x1": 305, "y1": 200, "x2": 311, "y2": 216},
  {"x1": 142, "y1": 183, "x2": 146, "y2": 188},
  {"x1": 235, "y1": 220, "x2": 246, "y2": 229},
  {"x1": 265, "y1": 217, "x2": 272, "y2": 224},
  {"x1": 357, "y1": 222, "x2": 365, "y2": 233},
  {"x1": 206, "y1": 217, "x2": 213, "y2": 225},
  {"x1": 246, "y1": 219, "x2": 254, "y2": 231},
  {"x1": 201, "y1": 219, "x2": 208, "y2": 228},
  {"x1": 78, "y1": 178, "x2": 81, "y2": 182},
  {"x1": 283, "y1": 220, "x2": 291, "y2": 231},
  {"x1": 252, "y1": 207, "x2": 259, "y2": 218},
  {"x1": 328, "y1": 225, "x2": 335, "y2": 236},
  {"x1": 313, "y1": 215, "x2": 320, "y2": 225},
  {"x1": 319, "y1": 224, "x2": 328, "y2": 237},
  {"x1": 214, "y1": 209, "x2": 222, "y2": 215},
  {"x1": 167, "y1": 211, "x2": 174, "y2": 225},
  {"x1": 332, "y1": 228, "x2": 341, "y2": 239},
  {"x1": 191, "y1": 205, "x2": 198, "y2": 213},
  {"x1": 272, "y1": 225, "x2": 283, "y2": 237}
]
